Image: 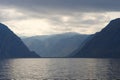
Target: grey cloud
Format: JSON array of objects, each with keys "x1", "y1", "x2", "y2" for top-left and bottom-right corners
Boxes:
[
  {"x1": 0, "y1": 8, "x2": 29, "y2": 22},
  {"x1": 0, "y1": 0, "x2": 118, "y2": 22},
  {"x1": 0, "y1": 0, "x2": 119, "y2": 36},
  {"x1": 0, "y1": 0, "x2": 120, "y2": 13},
  {"x1": 81, "y1": 17, "x2": 109, "y2": 25},
  {"x1": 46, "y1": 13, "x2": 109, "y2": 28}
]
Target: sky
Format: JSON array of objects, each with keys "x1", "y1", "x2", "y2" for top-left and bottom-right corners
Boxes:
[{"x1": 0, "y1": 0, "x2": 120, "y2": 36}]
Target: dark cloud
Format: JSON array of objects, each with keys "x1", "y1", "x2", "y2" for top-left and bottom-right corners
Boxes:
[
  {"x1": 0, "y1": 0, "x2": 119, "y2": 23},
  {"x1": 0, "y1": 0, "x2": 120, "y2": 13}
]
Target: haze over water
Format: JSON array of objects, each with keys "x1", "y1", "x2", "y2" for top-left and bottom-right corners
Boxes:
[{"x1": 0, "y1": 58, "x2": 120, "y2": 80}]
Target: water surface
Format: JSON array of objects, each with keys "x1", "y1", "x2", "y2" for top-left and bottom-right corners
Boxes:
[{"x1": 0, "y1": 58, "x2": 120, "y2": 80}]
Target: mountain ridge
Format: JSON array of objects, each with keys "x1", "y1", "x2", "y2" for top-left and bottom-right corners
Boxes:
[
  {"x1": 73, "y1": 18, "x2": 120, "y2": 58},
  {"x1": 22, "y1": 32, "x2": 89, "y2": 57},
  {"x1": 0, "y1": 23, "x2": 40, "y2": 59}
]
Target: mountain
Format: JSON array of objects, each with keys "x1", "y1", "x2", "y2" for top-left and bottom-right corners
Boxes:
[
  {"x1": 0, "y1": 23, "x2": 40, "y2": 59},
  {"x1": 69, "y1": 35, "x2": 93, "y2": 57},
  {"x1": 73, "y1": 18, "x2": 120, "y2": 58},
  {"x1": 22, "y1": 32, "x2": 89, "y2": 57}
]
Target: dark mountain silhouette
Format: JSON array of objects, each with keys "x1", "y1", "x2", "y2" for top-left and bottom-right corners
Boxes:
[
  {"x1": 73, "y1": 18, "x2": 120, "y2": 58},
  {"x1": 22, "y1": 32, "x2": 89, "y2": 57},
  {"x1": 0, "y1": 23, "x2": 40, "y2": 59}
]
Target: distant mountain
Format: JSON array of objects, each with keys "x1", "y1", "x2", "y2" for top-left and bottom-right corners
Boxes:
[
  {"x1": 0, "y1": 23, "x2": 40, "y2": 59},
  {"x1": 69, "y1": 35, "x2": 93, "y2": 57},
  {"x1": 73, "y1": 18, "x2": 120, "y2": 58},
  {"x1": 22, "y1": 32, "x2": 89, "y2": 57}
]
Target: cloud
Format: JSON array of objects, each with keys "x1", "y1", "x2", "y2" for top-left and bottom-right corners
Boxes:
[
  {"x1": 0, "y1": 0, "x2": 120, "y2": 12},
  {"x1": 0, "y1": 8, "x2": 29, "y2": 22},
  {"x1": 0, "y1": 0, "x2": 120, "y2": 36},
  {"x1": 0, "y1": 0, "x2": 120, "y2": 21}
]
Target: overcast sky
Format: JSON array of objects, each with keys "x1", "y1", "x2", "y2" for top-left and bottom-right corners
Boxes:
[{"x1": 0, "y1": 0, "x2": 120, "y2": 36}]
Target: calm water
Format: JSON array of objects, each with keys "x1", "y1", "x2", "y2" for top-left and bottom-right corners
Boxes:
[{"x1": 0, "y1": 59, "x2": 120, "y2": 80}]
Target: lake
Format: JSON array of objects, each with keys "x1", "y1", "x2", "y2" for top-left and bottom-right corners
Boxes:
[{"x1": 0, "y1": 58, "x2": 120, "y2": 80}]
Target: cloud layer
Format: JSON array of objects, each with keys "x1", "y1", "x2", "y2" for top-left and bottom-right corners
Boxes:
[
  {"x1": 0, "y1": 0, "x2": 120, "y2": 36},
  {"x1": 1, "y1": 0, "x2": 120, "y2": 12}
]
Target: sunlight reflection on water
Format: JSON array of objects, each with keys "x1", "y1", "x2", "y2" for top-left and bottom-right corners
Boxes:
[{"x1": 0, "y1": 58, "x2": 120, "y2": 80}]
